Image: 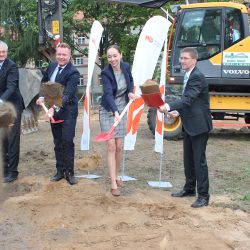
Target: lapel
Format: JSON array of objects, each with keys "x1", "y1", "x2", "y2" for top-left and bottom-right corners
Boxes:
[
  {"x1": 182, "y1": 67, "x2": 196, "y2": 95},
  {"x1": 0, "y1": 59, "x2": 8, "y2": 80},
  {"x1": 55, "y1": 62, "x2": 71, "y2": 82},
  {"x1": 108, "y1": 64, "x2": 117, "y2": 87},
  {"x1": 120, "y1": 62, "x2": 129, "y2": 87},
  {"x1": 188, "y1": 67, "x2": 197, "y2": 81},
  {"x1": 48, "y1": 63, "x2": 58, "y2": 80}
]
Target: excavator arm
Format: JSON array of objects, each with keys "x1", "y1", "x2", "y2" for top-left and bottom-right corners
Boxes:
[{"x1": 21, "y1": 1, "x2": 67, "y2": 134}]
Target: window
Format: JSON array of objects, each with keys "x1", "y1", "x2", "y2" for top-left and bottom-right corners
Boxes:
[
  {"x1": 224, "y1": 8, "x2": 244, "y2": 49},
  {"x1": 175, "y1": 9, "x2": 222, "y2": 63},
  {"x1": 74, "y1": 56, "x2": 83, "y2": 65},
  {"x1": 78, "y1": 77, "x2": 84, "y2": 86},
  {"x1": 78, "y1": 74, "x2": 87, "y2": 86},
  {"x1": 77, "y1": 36, "x2": 85, "y2": 45}
]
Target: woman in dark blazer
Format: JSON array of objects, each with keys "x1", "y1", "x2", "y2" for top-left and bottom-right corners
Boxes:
[{"x1": 100, "y1": 44, "x2": 136, "y2": 196}]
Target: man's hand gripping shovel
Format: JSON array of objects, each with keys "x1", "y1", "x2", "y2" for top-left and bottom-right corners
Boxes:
[{"x1": 40, "y1": 103, "x2": 63, "y2": 124}]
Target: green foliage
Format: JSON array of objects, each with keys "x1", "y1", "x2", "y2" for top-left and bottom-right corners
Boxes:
[
  {"x1": 66, "y1": 0, "x2": 161, "y2": 68},
  {"x1": 243, "y1": 193, "x2": 250, "y2": 201},
  {"x1": 0, "y1": 0, "x2": 170, "y2": 67},
  {"x1": 0, "y1": 0, "x2": 40, "y2": 66}
]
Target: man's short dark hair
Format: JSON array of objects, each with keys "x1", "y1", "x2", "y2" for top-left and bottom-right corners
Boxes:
[{"x1": 181, "y1": 47, "x2": 198, "y2": 60}]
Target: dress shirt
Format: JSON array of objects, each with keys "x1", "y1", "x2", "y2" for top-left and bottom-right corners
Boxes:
[
  {"x1": 165, "y1": 67, "x2": 194, "y2": 112},
  {"x1": 50, "y1": 65, "x2": 66, "y2": 82}
]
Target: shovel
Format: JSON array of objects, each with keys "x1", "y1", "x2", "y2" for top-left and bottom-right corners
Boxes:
[
  {"x1": 94, "y1": 99, "x2": 133, "y2": 142},
  {"x1": 41, "y1": 103, "x2": 63, "y2": 124}
]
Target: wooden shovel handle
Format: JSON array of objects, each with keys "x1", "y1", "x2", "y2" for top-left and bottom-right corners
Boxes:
[{"x1": 114, "y1": 99, "x2": 133, "y2": 127}]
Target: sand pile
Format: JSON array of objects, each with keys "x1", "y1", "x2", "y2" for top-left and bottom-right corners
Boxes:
[{"x1": 75, "y1": 151, "x2": 102, "y2": 171}]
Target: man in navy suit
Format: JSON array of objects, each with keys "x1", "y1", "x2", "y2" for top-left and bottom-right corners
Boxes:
[
  {"x1": 0, "y1": 41, "x2": 24, "y2": 183},
  {"x1": 37, "y1": 43, "x2": 80, "y2": 185},
  {"x1": 159, "y1": 47, "x2": 212, "y2": 208}
]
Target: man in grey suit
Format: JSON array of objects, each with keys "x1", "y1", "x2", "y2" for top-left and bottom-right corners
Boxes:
[{"x1": 159, "y1": 47, "x2": 212, "y2": 208}]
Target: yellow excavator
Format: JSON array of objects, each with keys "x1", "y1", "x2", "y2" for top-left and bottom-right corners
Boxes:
[
  {"x1": 106, "y1": 0, "x2": 250, "y2": 139},
  {"x1": 24, "y1": 0, "x2": 250, "y2": 138}
]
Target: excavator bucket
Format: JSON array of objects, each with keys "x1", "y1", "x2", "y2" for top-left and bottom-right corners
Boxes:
[{"x1": 19, "y1": 68, "x2": 42, "y2": 135}]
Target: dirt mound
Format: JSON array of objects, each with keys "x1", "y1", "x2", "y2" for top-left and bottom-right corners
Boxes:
[
  {"x1": 75, "y1": 151, "x2": 102, "y2": 171},
  {"x1": 1, "y1": 112, "x2": 249, "y2": 249},
  {"x1": 0, "y1": 177, "x2": 249, "y2": 249}
]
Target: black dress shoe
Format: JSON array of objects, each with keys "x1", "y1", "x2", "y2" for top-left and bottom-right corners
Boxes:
[
  {"x1": 171, "y1": 190, "x2": 196, "y2": 198},
  {"x1": 65, "y1": 172, "x2": 77, "y2": 185},
  {"x1": 191, "y1": 197, "x2": 209, "y2": 208},
  {"x1": 51, "y1": 172, "x2": 64, "y2": 182},
  {"x1": 4, "y1": 173, "x2": 18, "y2": 183}
]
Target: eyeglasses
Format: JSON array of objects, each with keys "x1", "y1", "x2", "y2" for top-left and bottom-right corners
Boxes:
[{"x1": 180, "y1": 57, "x2": 193, "y2": 60}]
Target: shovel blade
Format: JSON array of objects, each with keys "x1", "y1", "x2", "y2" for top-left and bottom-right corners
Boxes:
[
  {"x1": 49, "y1": 114, "x2": 63, "y2": 124},
  {"x1": 94, "y1": 131, "x2": 115, "y2": 142},
  {"x1": 50, "y1": 119, "x2": 64, "y2": 124}
]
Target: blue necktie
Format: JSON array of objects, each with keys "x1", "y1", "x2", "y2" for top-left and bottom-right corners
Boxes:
[
  {"x1": 55, "y1": 67, "x2": 62, "y2": 82},
  {"x1": 182, "y1": 74, "x2": 188, "y2": 95}
]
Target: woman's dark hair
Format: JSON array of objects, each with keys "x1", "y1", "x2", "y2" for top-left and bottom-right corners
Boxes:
[{"x1": 107, "y1": 44, "x2": 121, "y2": 54}]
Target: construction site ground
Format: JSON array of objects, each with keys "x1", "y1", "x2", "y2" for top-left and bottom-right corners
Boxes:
[{"x1": 0, "y1": 109, "x2": 249, "y2": 250}]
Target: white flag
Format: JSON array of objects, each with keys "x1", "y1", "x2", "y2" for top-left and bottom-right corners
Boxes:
[
  {"x1": 154, "y1": 34, "x2": 169, "y2": 153},
  {"x1": 81, "y1": 21, "x2": 103, "y2": 150},
  {"x1": 124, "y1": 16, "x2": 171, "y2": 150}
]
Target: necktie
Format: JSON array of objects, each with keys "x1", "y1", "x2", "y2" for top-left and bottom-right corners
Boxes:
[
  {"x1": 55, "y1": 67, "x2": 62, "y2": 81},
  {"x1": 182, "y1": 74, "x2": 188, "y2": 95}
]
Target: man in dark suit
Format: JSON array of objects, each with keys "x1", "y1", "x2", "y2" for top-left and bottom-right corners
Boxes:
[
  {"x1": 159, "y1": 47, "x2": 213, "y2": 208},
  {"x1": 0, "y1": 40, "x2": 24, "y2": 183},
  {"x1": 36, "y1": 43, "x2": 80, "y2": 185}
]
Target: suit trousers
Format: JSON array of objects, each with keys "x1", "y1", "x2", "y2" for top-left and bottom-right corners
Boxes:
[
  {"x1": 3, "y1": 109, "x2": 22, "y2": 176},
  {"x1": 50, "y1": 118, "x2": 77, "y2": 175},
  {"x1": 183, "y1": 131, "x2": 209, "y2": 198}
]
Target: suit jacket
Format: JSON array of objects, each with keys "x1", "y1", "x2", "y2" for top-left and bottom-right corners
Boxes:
[
  {"x1": 100, "y1": 61, "x2": 134, "y2": 113},
  {"x1": 41, "y1": 61, "x2": 80, "y2": 120},
  {"x1": 0, "y1": 58, "x2": 23, "y2": 111},
  {"x1": 169, "y1": 67, "x2": 213, "y2": 136}
]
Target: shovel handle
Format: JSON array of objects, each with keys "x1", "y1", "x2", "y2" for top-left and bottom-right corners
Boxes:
[
  {"x1": 114, "y1": 99, "x2": 133, "y2": 127},
  {"x1": 41, "y1": 103, "x2": 52, "y2": 118},
  {"x1": 40, "y1": 103, "x2": 56, "y2": 123}
]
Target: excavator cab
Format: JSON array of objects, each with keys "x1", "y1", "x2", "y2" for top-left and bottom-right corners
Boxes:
[
  {"x1": 166, "y1": 2, "x2": 250, "y2": 136},
  {"x1": 169, "y1": 2, "x2": 249, "y2": 89}
]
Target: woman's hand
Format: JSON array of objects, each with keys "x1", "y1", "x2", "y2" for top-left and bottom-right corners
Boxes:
[
  {"x1": 114, "y1": 111, "x2": 121, "y2": 123},
  {"x1": 128, "y1": 92, "x2": 137, "y2": 101}
]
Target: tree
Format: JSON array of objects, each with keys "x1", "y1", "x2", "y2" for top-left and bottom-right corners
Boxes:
[
  {"x1": 65, "y1": 0, "x2": 161, "y2": 68},
  {"x1": 0, "y1": 0, "x2": 164, "y2": 67},
  {"x1": 0, "y1": 0, "x2": 40, "y2": 66}
]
